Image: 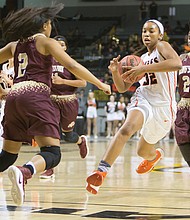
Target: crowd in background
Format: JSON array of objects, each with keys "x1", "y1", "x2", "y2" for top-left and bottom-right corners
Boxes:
[{"x1": 0, "y1": 1, "x2": 189, "y2": 142}]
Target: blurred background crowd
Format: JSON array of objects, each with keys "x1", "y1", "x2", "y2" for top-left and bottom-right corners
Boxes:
[{"x1": 0, "y1": 0, "x2": 189, "y2": 139}]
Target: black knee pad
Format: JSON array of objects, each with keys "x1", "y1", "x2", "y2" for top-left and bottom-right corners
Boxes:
[
  {"x1": 38, "y1": 146, "x2": 61, "y2": 170},
  {"x1": 63, "y1": 131, "x2": 79, "y2": 143},
  {"x1": 0, "y1": 150, "x2": 18, "y2": 172},
  {"x1": 179, "y1": 143, "x2": 190, "y2": 165}
]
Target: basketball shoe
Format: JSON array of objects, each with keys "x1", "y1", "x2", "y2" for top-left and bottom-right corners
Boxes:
[
  {"x1": 136, "y1": 148, "x2": 164, "y2": 174},
  {"x1": 8, "y1": 165, "x2": 32, "y2": 206},
  {"x1": 86, "y1": 170, "x2": 107, "y2": 194},
  {"x1": 78, "y1": 135, "x2": 89, "y2": 159},
  {"x1": 39, "y1": 168, "x2": 55, "y2": 179}
]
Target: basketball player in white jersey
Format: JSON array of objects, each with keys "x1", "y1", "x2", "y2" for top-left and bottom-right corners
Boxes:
[
  {"x1": 0, "y1": 58, "x2": 14, "y2": 151},
  {"x1": 86, "y1": 19, "x2": 182, "y2": 194}
]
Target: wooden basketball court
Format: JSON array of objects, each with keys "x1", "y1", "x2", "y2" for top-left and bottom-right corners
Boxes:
[{"x1": 1, "y1": 137, "x2": 190, "y2": 220}]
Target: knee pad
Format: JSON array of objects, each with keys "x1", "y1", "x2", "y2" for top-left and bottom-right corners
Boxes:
[
  {"x1": 38, "y1": 146, "x2": 61, "y2": 170},
  {"x1": 179, "y1": 143, "x2": 190, "y2": 164},
  {"x1": 0, "y1": 150, "x2": 18, "y2": 172},
  {"x1": 63, "y1": 131, "x2": 79, "y2": 143}
]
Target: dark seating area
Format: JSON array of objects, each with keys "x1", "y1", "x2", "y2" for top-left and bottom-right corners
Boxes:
[{"x1": 0, "y1": 1, "x2": 189, "y2": 78}]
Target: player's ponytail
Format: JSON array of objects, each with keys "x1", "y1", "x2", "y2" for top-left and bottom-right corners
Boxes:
[{"x1": 2, "y1": 3, "x2": 64, "y2": 42}]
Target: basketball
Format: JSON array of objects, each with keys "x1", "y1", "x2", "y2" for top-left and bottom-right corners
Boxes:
[{"x1": 118, "y1": 55, "x2": 144, "y2": 83}]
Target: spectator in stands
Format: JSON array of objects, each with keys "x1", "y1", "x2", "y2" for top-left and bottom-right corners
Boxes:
[
  {"x1": 119, "y1": 40, "x2": 128, "y2": 57},
  {"x1": 115, "y1": 95, "x2": 126, "y2": 133},
  {"x1": 105, "y1": 94, "x2": 118, "y2": 138},
  {"x1": 139, "y1": 1, "x2": 148, "y2": 21},
  {"x1": 86, "y1": 90, "x2": 98, "y2": 139},
  {"x1": 149, "y1": 0, "x2": 158, "y2": 19},
  {"x1": 102, "y1": 72, "x2": 113, "y2": 87},
  {"x1": 124, "y1": 96, "x2": 130, "y2": 117},
  {"x1": 74, "y1": 90, "x2": 86, "y2": 136},
  {"x1": 78, "y1": 89, "x2": 87, "y2": 117},
  {"x1": 164, "y1": 21, "x2": 172, "y2": 35},
  {"x1": 173, "y1": 20, "x2": 185, "y2": 35}
]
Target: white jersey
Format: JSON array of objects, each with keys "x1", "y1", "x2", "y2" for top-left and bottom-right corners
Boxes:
[
  {"x1": 136, "y1": 48, "x2": 177, "y2": 109},
  {"x1": 127, "y1": 48, "x2": 177, "y2": 144}
]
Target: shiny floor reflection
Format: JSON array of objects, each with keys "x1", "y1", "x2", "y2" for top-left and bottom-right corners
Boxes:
[{"x1": 1, "y1": 137, "x2": 190, "y2": 220}]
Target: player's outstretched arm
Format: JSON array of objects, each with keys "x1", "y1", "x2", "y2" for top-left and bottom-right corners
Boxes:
[{"x1": 46, "y1": 38, "x2": 111, "y2": 95}]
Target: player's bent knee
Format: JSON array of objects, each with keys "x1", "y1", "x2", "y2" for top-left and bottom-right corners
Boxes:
[
  {"x1": 0, "y1": 150, "x2": 18, "y2": 172},
  {"x1": 38, "y1": 146, "x2": 61, "y2": 170},
  {"x1": 120, "y1": 124, "x2": 134, "y2": 135}
]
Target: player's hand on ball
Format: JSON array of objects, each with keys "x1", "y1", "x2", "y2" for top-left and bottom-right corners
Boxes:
[
  {"x1": 118, "y1": 55, "x2": 145, "y2": 83},
  {"x1": 121, "y1": 66, "x2": 145, "y2": 83}
]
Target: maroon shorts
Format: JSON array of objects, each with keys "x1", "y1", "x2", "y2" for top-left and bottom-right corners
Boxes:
[
  {"x1": 175, "y1": 107, "x2": 190, "y2": 145},
  {"x1": 51, "y1": 95, "x2": 78, "y2": 132},
  {"x1": 2, "y1": 86, "x2": 60, "y2": 143}
]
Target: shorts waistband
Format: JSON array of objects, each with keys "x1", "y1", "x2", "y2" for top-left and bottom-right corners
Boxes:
[
  {"x1": 9, "y1": 81, "x2": 50, "y2": 96},
  {"x1": 50, "y1": 94, "x2": 77, "y2": 102},
  {"x1": 177, "y1": 98, "x2": 190, "y2": 108}
]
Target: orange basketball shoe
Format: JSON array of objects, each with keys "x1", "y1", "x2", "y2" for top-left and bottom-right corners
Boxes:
[
  {"x1": 136, "y1": 148, "x2": 164, "y2": 174},
  {"x1": 86, "y1": 170, "x2": 107, "y2": 194},
  {"x1": 32, "y1": 139, "x2": 38, "y2": 147}
]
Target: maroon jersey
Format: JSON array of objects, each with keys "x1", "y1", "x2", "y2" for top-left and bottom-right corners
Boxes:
[
  {"x1": 178, "y1": 55, "x2": 190, "y2": 98},
  {"x1": 51, "y1": 60, "x2": 77, "y2": 95},
  {"x1": 14, "y1": 38, "x2": 53, "y2": 87},
  {"x1": 2, "y1": 37, "x2": 61, "y2": 143},
  {"x1": 175, "y1": 54, "x2": 190, "y2": 145}
]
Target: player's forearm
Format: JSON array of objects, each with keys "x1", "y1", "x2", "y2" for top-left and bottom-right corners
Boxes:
[
  {"x1": 61, "y1": 79, "x2": 86, "y2": 87},
  {"x1": 112, "y1": 71, "x2": 132, "y2": 93},
  {"x1": 142, "y1": 59, "x2": 182, "y2": 73},
  {"x1": 68, "y1": 62, "x2": 102, "y2": 88}
]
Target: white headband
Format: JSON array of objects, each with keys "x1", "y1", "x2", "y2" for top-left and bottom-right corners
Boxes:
[{"x1": 147, "y1": 19, "x2": 164, "y2": 35}]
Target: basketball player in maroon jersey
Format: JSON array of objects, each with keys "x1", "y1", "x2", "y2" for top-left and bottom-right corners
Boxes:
[
  {"x1": 175, "y1": 30, "x2": 190, "y2": 167},
  {"x1": 40, "y1": 35, "x2": 88, "y2": 179},
  {"x1": 0, "y1": 4, "x2": 111, "y2": 206}
]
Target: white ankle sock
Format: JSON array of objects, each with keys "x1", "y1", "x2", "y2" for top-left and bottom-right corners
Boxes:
[{"x1": 26, "y1": 161, "x2": 36, "y2": 174}]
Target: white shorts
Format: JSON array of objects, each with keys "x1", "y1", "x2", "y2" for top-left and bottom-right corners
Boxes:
[
  {"x1": 127, "y1": 96, "x2": 176, "y2": 144},
  {"x1": 107, "y1": 112, "x2": 117, "y2": 121},
  {"x1": 116, "y1": 111, "x2": 125, "y2": 121},
  {"x1": 86, "y1": 106, "x2": 97, "y2": 118}
]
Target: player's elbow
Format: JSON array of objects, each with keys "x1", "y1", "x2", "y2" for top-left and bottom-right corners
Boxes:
[
  {"x1": 117, "y1": 87, "x2": 126, "y2": 93},
  {"x1": 176, "y1": 63, "x2": 182, "y2": 71},
  {"x1": 81, "y1": 80, "x2": 87, "y2": 87},
  {"x1": 174, "y1": 59, "x2": 182, "y2": 70}
]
